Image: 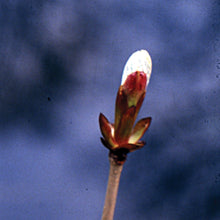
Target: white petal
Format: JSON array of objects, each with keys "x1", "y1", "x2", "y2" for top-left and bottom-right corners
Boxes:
[{"x1": 121, "y1": 50, "x2": 152, "y2": 86}]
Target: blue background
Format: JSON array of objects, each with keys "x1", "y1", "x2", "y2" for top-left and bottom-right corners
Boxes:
[{"x1": 0, "y1": 0, "x2": 220, "y2": 219}]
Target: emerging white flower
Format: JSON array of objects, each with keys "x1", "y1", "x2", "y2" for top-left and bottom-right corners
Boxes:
[{"x1": 121, "y1": 50, "x2": 152, "y2": 86}]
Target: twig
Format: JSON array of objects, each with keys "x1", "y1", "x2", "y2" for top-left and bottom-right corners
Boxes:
[{"x1": 101, "y1": 155, "x2": 124, "y2": 220}]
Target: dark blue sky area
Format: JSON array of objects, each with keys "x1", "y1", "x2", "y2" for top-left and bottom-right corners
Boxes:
[{"x1": 0, "y1": 1, "x2": 219, "y2": 219}]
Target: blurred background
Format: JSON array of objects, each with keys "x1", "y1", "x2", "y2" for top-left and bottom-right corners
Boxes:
[{"x1": 0, "y1": 0, "x2": 219, "y2": 219}]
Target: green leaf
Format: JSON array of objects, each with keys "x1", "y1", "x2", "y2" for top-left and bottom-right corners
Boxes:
[
  {"x1": 114, "y1": 106, "x2": 136, "y2": 144},
  {"x1": 117, "y1": 141, "x2": 145, "y2": 152},
  {"x1": 128, "y1": 117, "x2": 151, "y2": 144},
  {"x1": 99, "y1": 113, "x2": 117, "y2": 148},
  {"x1": 114, "y1": 86, "x2": 128, "y2": 132}
]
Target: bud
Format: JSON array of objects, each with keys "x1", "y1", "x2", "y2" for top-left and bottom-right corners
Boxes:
[
  {"x1": 121, "y1": 50, "x2": 152, "y2": 86},
  {"x1": 121, "y1": 50, "x2": 152, "y2": 107},
  {"x1": 99, "y1": 50, "x2": 152, "y2": 161}
]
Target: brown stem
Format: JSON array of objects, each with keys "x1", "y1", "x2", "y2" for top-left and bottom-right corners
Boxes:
[{"x1": 101, "y1": 155, "x2": 124, "y2": 220}]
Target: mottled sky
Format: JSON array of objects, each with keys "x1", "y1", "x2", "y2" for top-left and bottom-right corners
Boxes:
[{"x1": 0, "y1": 1, "x2": 220, "y2": 219}]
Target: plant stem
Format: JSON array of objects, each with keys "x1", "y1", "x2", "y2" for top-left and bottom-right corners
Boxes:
[{"x1": 101, "y1": 155, "x2": 124, "y2": 220}]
